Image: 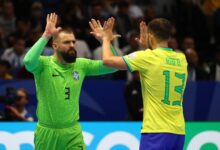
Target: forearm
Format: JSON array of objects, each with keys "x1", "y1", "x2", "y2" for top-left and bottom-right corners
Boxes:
[
  {"x1": 110, "y1": 45, "x2": 118, "y2": 56},
  {"x1": 102, "y1": 39, "x2": 127, "y2": 70},
  {"x1": 102, "y1": 38, "x2": 114, "y2": 62},
  {"x1": 23, "y1": 37, "x2": 49, "y2": 71}
]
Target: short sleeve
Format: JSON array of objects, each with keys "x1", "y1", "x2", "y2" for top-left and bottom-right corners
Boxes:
[{"x1": 123, "y1": 50, "x2": 151, "y2": 72}]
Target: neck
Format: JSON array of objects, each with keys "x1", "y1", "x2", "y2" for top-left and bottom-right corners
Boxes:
[
  {"x1": 53, "y1": 52, "x2": 68, "y2": 65},
  {"x1": 153, "y1": 41, "x2": 168, "y2": 49}
]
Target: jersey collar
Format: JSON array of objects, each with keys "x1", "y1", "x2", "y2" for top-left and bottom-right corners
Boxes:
[
  {"x1": 156, "y1": 47, "x2": 173, "y2": 51},
  {"x1": 51, "y1": 56, "x2": 73, "y2": 68}
]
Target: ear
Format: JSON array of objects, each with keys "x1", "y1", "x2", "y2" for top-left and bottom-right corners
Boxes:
[{"x1": 52, "y1": 42, "x2": 57, "y2": 49}]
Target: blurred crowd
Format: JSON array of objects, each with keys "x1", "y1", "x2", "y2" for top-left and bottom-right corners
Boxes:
[
  {"x1": 0, "y1": 0, "x2": 220, "y2": 121},
  {"x1": 0, "y1": 0, "x2": 219, "y2": 81},
  {"x1": 0, "y1": 87, "x2": 34, "y2": 121}
]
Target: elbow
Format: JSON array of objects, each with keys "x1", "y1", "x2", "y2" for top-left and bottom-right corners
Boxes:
[
  {"x1": 102, "y1": 58, "x2": 112, "y2": 67},
  {"x1": 102, "y1": 58, "x2": 108, "y2": 65},
  {"x1": 23, "y1": 56, "x2": 30, "y2": 66}
]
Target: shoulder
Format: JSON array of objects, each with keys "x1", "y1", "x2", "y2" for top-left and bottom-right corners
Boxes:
[
  {"x1": 127, "y1": 49, "x2": 151, "y2": 58},
  {"x1": 38, "y1": 56, "x2": 51, "y2": 66},
  {"x1": 75, "y1": 58, "x2": 91, "y2": 67},
  {"x1": 76, "y1": 58, "x2": 90, "y2": 63}
]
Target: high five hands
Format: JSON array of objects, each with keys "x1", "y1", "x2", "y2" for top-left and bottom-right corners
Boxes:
[
  {"x1": 89, "y1": 17, "x2": 121, "y2": 42},
  {"x1": 89, "y1": 17, "x2": 148, "y2": 48}
]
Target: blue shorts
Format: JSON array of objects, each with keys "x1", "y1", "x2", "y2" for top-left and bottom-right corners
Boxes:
[{"x1": 140, "y1": 133, "x2": 185, "y2": 150}]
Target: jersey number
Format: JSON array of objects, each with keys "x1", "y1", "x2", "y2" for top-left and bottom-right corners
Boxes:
[
  {"x1": 65, "y1": 87, "x2": 70, "y2": 100},
  {"x1": 162, "y1": 70, "x2": 186, "y2": 106}
]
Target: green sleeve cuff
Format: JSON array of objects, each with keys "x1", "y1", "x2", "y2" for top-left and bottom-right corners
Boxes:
[{"x1": 122, "y1": 56, "x2": 133, "y2": 72}]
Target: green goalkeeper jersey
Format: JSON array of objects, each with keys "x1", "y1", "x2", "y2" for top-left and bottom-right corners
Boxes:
[{"x1": 24, "y1": 38, "x2": 117, "y2": 128}]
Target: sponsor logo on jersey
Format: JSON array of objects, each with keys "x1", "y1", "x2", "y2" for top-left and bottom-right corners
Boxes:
[
  {"x1": 73, "y1": 71, "x2": 79, "y2": 80},
  {"x1": 127, "y1": 52, "x2": 136, "y2": 59},
  {"x1": 52, "y1": 74, "x2": 60, "y2": 77}
]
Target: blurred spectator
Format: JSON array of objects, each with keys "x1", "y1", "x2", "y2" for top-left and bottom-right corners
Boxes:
[
  {"x1": 89, "y1": 1, "x2": 106, "y2": 19},
  {"x1": 173, "y1": 0, "x2": 210, "y2": 57},
  {"x1": 75, "y1": 40, "x2": 92, "y2": 58},
  {"x1": 152, "y1": 0, "x2": 175, "y2": 17},
  {"x1": 93, "y1": 43, "x2": 125, "y2": 80},
  {"x1": 0, "y1": 1, "x2": 16, "y2": 38},
  {"x1": 7, "y1": 18, "x2": 32, "y2": 47},
  {"x1": 115, "y1": 1, "x2": 133, "y2": 37},
  {"x1": 168, "y1": 37, "x2": 182, "y2": 52},
  {"x1": 144, "y1": 5, "x2": 157, "y2": 23},
  {"x1": 181, "y1": 36, "x2": 196, "y2": 51},
  {"x1": 0, "y1": 60, "x2": 13, "y2": 80},
  {"x1": 122, "y1": 31, "x2": 141, "y2": 54},
  {"x1": 26, "y1": 29, "x2": 53, "y2": 56},
  {"x1": 1, "y1": 37, "x2": 26, "y2": 77},
  {"x1": 124, "y1": 71, "x2": 143, "y2": 121},
  {"x1": 0, "y1": 27, "x2": 7, "y2": 51},
  {"x1": 4, "y1": 88, "x2": 34, "y2": 121},
  {"x1": 12, "y1": 0, "x2": 32, "y2": 19},
  {"x1": 127, "y1": 0, "x2": 144, "y2": 20},
  {"x1": 60, "y1": 1, "x2": 86, "y2": 35},
  {"x1": 214, "y1": 9, "x2": 220, "y2": 45},
  {"x1": 185, "y1": 48, "x2": 209, "y2": 81},
  {"x1": 41, "y1": 0, "x2": 60, "y2": 14},
  {"x1": 30, "y1": 1, "x2": 44, "y2": 31},
  {"x1": 93, "y1": 44, "x2": 123, "y2": 60},
  {"x1": 85, "y1": 3, "x2": 109, "y2": 50},
  {"x1": 202, "y1": 0, "x2": 220, "y2": 15},
  {"x1": 208, "y1": 48, "x2": 220, "y2": 81}
]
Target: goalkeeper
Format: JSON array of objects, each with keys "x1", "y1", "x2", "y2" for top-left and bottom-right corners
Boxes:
[{"x1": 23, "y1": 13, "x2": 117, "y2": 150}]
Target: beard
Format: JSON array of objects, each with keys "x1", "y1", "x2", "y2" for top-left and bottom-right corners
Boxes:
[{"x1": 60, "y1": 48, "x2": 77, "y2": 63}]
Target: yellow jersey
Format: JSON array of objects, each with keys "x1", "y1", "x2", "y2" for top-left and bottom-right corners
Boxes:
[{"x1": 123, "y1": 48, "x2": 188, "y2": 135}]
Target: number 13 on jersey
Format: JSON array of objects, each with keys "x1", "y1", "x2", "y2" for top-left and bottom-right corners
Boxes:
[{"x1": 162, "y1": 70, "x2": 186, "y2": 106}]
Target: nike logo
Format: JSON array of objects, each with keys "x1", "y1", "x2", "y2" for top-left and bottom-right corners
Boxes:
[{"x1": 52, "y1": 74, "x2": 60, "y2": 77}]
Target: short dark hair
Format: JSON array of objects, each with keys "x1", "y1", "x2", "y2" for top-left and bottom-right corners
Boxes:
[
  {"x1": 52, "y1": 28, "x2": 74, "y2": 41},
  {"x1": 148, "y1": 18, "x2": 172, "y2": 42}
]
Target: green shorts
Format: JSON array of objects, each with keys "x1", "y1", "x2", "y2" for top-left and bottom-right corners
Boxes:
[{"x1": 34, "y1": 122, "x2": 86, "y2": 150}]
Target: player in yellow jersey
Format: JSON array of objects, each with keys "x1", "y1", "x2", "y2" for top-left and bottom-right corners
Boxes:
[{"x1": 90, "y1": 18, "x2": 188, "y2": 150}]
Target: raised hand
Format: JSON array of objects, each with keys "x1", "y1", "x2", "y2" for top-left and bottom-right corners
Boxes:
[
  {"x1": 103, "y1": 17, "x2": 121, "y2": 41},
  {"x1": 89, "y1": 19, "x2": 104, "y2": 42},
  {"x1": 42, "y1": 13, "x2": 62, "y2": 39},
  {"x1": 135, "y1": 21, "x2": 148, "y2": 48}
]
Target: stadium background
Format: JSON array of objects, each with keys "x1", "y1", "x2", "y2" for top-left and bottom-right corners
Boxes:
[{"x1": 0, "y1": 0, "x2": 220, "y2": 149}]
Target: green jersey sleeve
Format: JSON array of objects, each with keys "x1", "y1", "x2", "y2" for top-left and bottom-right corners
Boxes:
[
  {"x1": 76, "y1": 58, "x2": 117, "y2": 76},
  {"x1": 23, "y1": 37, "x2": 48, "y2": 73}
]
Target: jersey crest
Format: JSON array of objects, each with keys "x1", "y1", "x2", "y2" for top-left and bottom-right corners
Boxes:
[{"x1": 73, "y1": 71, "x2": 79, "y2": 80}]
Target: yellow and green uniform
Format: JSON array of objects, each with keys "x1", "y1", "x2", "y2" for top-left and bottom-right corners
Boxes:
[
  {"x1": 123, "y1": 48, "x2": 188, "y2": 135},
  {"x1": 23, "y1": 38, "x2": 117, "y2": 150}
]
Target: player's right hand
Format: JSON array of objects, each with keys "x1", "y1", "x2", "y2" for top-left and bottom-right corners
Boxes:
[
  {"x1": 103, "y1": 17, "x2": 121, "y2": 41},
  {"x1": 42, "y1": 13, "x2": 62, "y2": 39}
]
